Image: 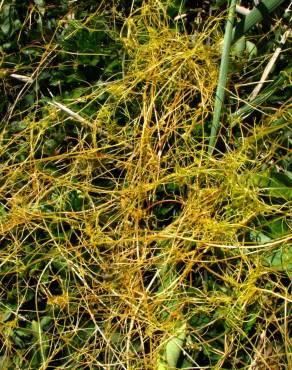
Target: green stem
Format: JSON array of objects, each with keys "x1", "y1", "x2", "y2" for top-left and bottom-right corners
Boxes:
[
  {"x1": 208, "y1": 0, "x2": 285, "y2": 155},
  {"x1": 233, "y1": 0, "x2": 285, "y2": 42},
  {"x1": 208, "y1": 0, "x2": 237, "y2": 156}
]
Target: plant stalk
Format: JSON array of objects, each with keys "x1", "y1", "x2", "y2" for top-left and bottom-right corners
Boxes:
[
  {"x1": 233, "y1": 0, "x2": 285, "y2": 42},
  {"x1": 208, "y1": 0, "x2": 237, "y2": 155}
]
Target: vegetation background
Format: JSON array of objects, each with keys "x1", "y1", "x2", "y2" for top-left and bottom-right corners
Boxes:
[{"x1": 0, "y1": 0, "x2": 291, "y2": 369}]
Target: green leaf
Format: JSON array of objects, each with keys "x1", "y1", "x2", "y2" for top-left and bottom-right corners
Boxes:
[
  {"x1": 104, "y1": 59, "x2": 122, "y2": 75},
  {"x1": 0, "y1": 5, "x2": 12, "y2": 35},
  {"x1": 231, "y1": 36, "x2": 246, "y2": 58},
  {"x1": 14, "y1": 328, "x2": 32, "y2": 339},
  {"x1": 156, "y1": 357, "x2": 168, "y2": 370},
  {"x1": 244, "y1": 313, "x2": 258, "y2": 333},
  {"x1": 11, "y1": 331, "x2": 25, "y2": 348},
  {"x1": 1, "y1": 20, "x2": 11, "y2": 35},
  {"x1": 43, "y1": 139, "x2": 58, "y2": 155},
  {"x1": 268, "y1": 219, "x2": 289, "y2": 239},
  {"x1": 31, "y1": 320, "x2": 49, "y2": 366},
  {"x1": 250, "y1": 231, "x2": 272, "y2": 244},
  {"x1": 31, "y1": 320, "x2": 41, "y2": 338},
  {"x1": 165, "y1": 322, "x2": 187, "y2": 368},
  {"x1": 156, "y1": 203, "x2": 176, "y2": 217},
  {"x1": 263, "y1": 245, "x2": 292, "y2": 277},
  {"x1": 34, "y1": 0, "x2": 45, "y2": 6},
  {"x1": 67, "y1": 189, "x2": 85, "y2": 211},
  {"x1": 40, "y1": 316, "x2": 52, "y2": 330},
  {"x1": 0, "y1": 203, "x2": 7, "y2": 218},
  {"x1": 272, "y1": 171, "x2": 292, "y2": 187},
  {"x1": 246, "y1": 41, "x2": 257, "y2": 60},
  {"x1": 251, "y1": 170, "x2": 292, "y2": 200}
]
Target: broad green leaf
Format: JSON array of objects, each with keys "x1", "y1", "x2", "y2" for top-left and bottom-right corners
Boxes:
[
  {"x1": 263, "y1": 245, "x2": 292, "y2": 277},
  {"x1": 165, "y1": 336, "x2": 185, "y2": 368},
  {"x1": 40, "y1": 316, "x2": 52, "y2": 329},
  {"x1": 165, "y1": 322, "x2": 187, "y2": 368},
  {"x1": 231, "y1": 36, "x2": 246, "y2": 58},
  {"x1": 250, "y1": 170, "x2": 292, "y2": 200},
  {"x1": 268, "y1": 219, "x2": 289, "y2": 239},
  {"x1": 250, "y1": 231, "x2": 272, "y2": 244}
]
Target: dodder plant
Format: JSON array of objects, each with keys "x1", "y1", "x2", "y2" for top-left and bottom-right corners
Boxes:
[{"x1": 0, "y1": 0, "x2": 291, "y2": 369}]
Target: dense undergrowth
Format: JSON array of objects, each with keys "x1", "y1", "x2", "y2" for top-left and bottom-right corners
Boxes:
[{"x1": 0, "y1": 0, "x2": 291, "y2": 369}]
